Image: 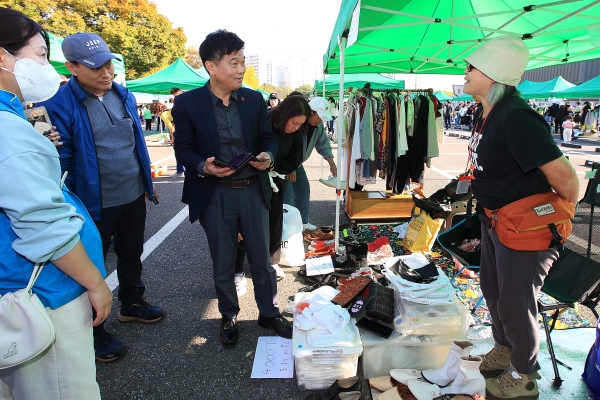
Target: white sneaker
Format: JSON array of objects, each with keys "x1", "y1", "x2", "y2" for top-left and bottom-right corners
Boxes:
[
  {"x1": 234, "y1": 272, "x2": 247, "y2": 287},
  {"x1": 319, "y1": 175, "x2": 346, "y2": 189},
  {"x1": 272, "y1": 264, "x2": 285, "y2": 278},
  {"x1": 236, "y1": 285, "x2": 247, "y2": 297},
  {"x1": 303, "y1": 222, "x2": 317, "y2": 232}
]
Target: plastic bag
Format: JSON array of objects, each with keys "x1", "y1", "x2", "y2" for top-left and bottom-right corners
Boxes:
[
  {"x1": 402, "y1": 210, "x2": 443, "y2": 254},
  {"x1": 582, "y1": 320, "x2": 600, "y2": 395},
  {"x1": 279, "y1": 204, "x2": 305, "y2": 266}
]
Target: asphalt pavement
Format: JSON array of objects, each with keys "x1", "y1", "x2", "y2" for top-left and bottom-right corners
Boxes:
[{"x1": 96, "y1": 129, "x2": 598, "y2": 400}]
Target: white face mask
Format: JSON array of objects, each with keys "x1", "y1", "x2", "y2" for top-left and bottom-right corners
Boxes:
[{"x1": 1, "y1": 48, "x2": 61, "y2": 103}]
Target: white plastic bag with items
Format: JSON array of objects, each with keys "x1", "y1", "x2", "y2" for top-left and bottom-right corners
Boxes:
[{"x1": 279, "y1": 204, "x2": 305, "y2": 267}]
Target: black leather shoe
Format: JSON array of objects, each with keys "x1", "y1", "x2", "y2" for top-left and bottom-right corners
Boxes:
[
  {"x1": 305, "y1": 376, "x2": 362, "y2": 400},
  {"x1": 220, "y1": 316, "x2": 238, "y2": 349},
  {"x1": 257, "y1": 314, "x2": 293, "y2": 339}
]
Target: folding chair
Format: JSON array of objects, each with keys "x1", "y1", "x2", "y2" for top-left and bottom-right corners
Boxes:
[{"x1": 539, "y1": 166, "x2": 600, "y2": 385}]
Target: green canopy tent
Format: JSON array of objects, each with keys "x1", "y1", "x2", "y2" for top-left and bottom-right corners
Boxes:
[
  {"x1": 322, "y1": 0, "x2": 600, "y2": 250},
  {"x1": 313, "y1": 73, "x2": 405, "y2": 97},
  {"x1": 48, "y1": 32, "x2": 126, "y2": 83},
  {"x1": 433, "y1": 91, "x2": 453, "y2": 101},
  {"x1": 324, "y1": 1, "x2": 600, "y2": 75},
  {"x1": 554, "y1": 74, "x2": 600, "y2": 98},
  {"x1": 126, "y1": 59, "x2": 207, "y2": 94},
  {"x1": 517, "y1": 76, "x2": 575, "y2": 99}
]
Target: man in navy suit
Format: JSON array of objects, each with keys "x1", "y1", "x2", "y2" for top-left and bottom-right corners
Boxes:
[{"x1": 172, "y1": 30, "x2": 292, "y2": 348}]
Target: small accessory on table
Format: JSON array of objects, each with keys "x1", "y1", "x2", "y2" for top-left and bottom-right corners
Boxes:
[{"x1": 331, "y1": 275, "x2": 371, "y2": 307}]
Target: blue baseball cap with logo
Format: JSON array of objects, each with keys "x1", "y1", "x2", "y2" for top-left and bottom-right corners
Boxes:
[{"x1": 62, "y1": 32, "x2": 121, "y2": 68}]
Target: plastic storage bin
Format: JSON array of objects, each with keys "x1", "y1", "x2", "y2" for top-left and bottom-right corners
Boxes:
[
  {"x1": 396, "y1": 295, "x2": 467, "y2": 337},
  {"x1": 293, "y1": 293, "x2": 363, "y2": 391},
  {"x1": 360, "y1": 329, "x2": 464, "y2": 379}
]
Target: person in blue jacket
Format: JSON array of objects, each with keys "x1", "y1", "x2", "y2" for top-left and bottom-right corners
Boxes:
[
  {"x1": 0, "y1": 8, "x2": 112, "y2": 399},
  {"x1": 38, "y1": 32, "x2": 164, "y2": 363}
]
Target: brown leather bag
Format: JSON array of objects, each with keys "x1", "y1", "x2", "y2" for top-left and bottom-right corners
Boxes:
[{"x1": 484, "y1": 192, "x2": 574, "y2": 251}]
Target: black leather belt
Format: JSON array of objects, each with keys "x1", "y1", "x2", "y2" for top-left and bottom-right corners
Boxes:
[{"x1": 214, "y1": 176, "x2": 258, "y2": 188}]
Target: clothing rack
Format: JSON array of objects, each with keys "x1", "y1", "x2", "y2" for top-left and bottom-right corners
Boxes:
[
  {"x1": 356, "y1": 85, "x2": 434, "y2": 97},
  {"x1": 344, "y1": 85, "x2": 435, "y2": 221}
]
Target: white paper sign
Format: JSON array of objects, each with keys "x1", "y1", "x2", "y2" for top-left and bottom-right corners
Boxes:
[
  {"x1": 305, "y1": 255, "x2": 335, "y2": 276},
  {"x1": 250, "y1": 336, "x2": 294, "y2": 379},
  {"x1": 452, "y1": 85, "x2": 464, "y2": 97}
]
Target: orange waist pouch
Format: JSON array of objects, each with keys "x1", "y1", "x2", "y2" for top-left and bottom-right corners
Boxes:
[{"x1": 484, "y1": 192, "x2": 574, "y2": 251}]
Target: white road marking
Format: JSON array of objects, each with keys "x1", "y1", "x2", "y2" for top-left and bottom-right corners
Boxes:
[
  {"x1": 429, "y1": 166, "x2": 457, "y2": 179},
  {"x1": 152, "y1": 154, "x2": 176, "y2": 165},
  {"x1": 105, "y1": 205, "x2": 189, "y2": 291}
]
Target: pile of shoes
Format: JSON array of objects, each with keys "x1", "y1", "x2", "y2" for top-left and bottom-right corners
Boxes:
[
  {"x1": 306, "y1": 239, "x2": 336, "y2": 258},
  {"x1": 370, "y1": 340, "x2": 486, "y2": 400},
  {"x1": 304, "y1": 226, "x2": 335, "y2": 242},
  {"x1": 304, "y1": 376, "x2": 364, "y2": 400},
  {"x1": 333, "y1": 237, "x2": 368, "y2": 277}
]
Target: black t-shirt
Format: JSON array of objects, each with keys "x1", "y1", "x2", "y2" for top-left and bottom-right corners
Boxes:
[{"x1": 468, "y1": 95, "x2": 563, "y2": 210}]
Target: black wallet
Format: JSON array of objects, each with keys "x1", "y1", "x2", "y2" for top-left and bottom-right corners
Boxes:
[
  {"x1": 366, "y1": 283, "x2": 394, "y2": 323},
  {"x1": 213, "y1": 152, "x2": 254, "y2": 170}
]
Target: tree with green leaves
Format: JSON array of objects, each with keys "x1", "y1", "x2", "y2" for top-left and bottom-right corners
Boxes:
[
  {"x1": 293, "y1": 84, "x2": 314, "y2": 98},
  {"x1": 185, "y1": 46, "x2": 203, "y2": 69},
  {"x1": 260, "y1": 83, "x2": 281, "y2": 97},
  {"x1": 243, "y1": 65, "x2": 259, "y2": 89},
  {"x1": 9, "y1": 0, "x2": 186, "y2": 79}
]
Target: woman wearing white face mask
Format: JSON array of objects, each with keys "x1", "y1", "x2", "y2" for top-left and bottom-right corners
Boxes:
[{"x1": 0, "y1": 8, "x2": 111, "y2": 400}]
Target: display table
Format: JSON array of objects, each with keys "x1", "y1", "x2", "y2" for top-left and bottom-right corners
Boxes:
[{"x1": 345, "y1": 190, "x2": 414, "y2": 220}]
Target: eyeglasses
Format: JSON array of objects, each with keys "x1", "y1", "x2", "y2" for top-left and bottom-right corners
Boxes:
[{"x1": 466, "y1": 62, "x2": 477, "y2": 72}]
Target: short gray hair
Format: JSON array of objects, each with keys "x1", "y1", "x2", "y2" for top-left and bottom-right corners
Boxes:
[{"x1": 487, "y1": 82, "x2": 520, "y2": 106}]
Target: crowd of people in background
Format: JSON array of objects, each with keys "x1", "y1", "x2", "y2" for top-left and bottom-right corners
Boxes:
[{"x1": 441, "y1": 97, "x2": 599, "y2": 140}]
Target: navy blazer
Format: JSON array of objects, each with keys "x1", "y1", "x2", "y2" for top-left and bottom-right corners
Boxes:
[{"x1": 172, "y1": 83, "x2": 278, "y2": 223}]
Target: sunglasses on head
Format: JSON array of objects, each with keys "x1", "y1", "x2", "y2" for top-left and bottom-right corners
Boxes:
[{"x1": 466, "y1": 62, "x2": 477, "y2": 72}]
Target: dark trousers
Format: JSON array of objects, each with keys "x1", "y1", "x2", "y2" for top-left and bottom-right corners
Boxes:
[
  {"x1": 444, "y1": 114, "x2": 452, "y2": 129},
  {"x1": 269, "y1": 178, "x2": 287, "y2": 265},
  {"x1": 200, "y1": 182, "x2": 279, "y2": 319},
  {"x1": 145, "y1": 119, "x2": 152, "y2": 131},
  {"x1": 554, "y1": 119, "x2": 564, "y2": 139},
  {"x1": 93, "y1": 194, "x2": 147, "y2": 336},
  {"x1": 479, "y1": 219, "x2": 558, "y2": 374}
]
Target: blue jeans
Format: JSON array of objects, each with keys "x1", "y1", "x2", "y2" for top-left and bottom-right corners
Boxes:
[{"x1": 283, "y1": 164, "x2": 310, "y2": 224}]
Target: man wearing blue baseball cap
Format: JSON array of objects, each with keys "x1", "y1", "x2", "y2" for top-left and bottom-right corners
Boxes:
[{"x1": 39, "y1": 32, "x2": 164, "y2": 363}]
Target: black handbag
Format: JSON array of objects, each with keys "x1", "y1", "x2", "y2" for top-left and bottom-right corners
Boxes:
[
  {"x1": 412, "y1": 194, "x2": 452, "y2": 220},
  {"x1": 389, "y1": 259, "x2": 439, "y2": 284},
  {"x1": 366, "y1": 283, "x2": 394, "y2": 323},
  {"x1": 429, "y1": 179, "x2": 473, "y2": 204}
]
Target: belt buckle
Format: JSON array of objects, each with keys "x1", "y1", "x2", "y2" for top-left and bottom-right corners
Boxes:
[{"x1": 232, "y1": 179, "x2": 247, "y2": 189}]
